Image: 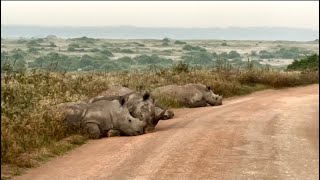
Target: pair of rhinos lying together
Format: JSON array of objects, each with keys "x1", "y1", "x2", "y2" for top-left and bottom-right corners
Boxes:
[{"x1": 61, "y1": 83, "x2": 223, "y2": 139}]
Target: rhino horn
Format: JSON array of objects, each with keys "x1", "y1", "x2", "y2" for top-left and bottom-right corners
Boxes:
[{"x1": 153, "y1": 107, "x2": 167, "y2": 126}]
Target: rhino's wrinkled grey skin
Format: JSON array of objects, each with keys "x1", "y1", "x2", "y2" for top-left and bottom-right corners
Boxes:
[
  {"x1": 62, "y1": 99, "x2": 145, "y2": 139},
  {"x1": 88, "y1": 86, "x2": 170, "y2": 132},
  {"x1": 151, "y1": 84, "x2": 223, "y2": 108}
]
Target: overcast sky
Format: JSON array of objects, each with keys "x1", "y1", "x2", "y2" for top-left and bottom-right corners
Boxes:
[{"x1": 1, "y1": 1, "x2": 319, "y2": 30}]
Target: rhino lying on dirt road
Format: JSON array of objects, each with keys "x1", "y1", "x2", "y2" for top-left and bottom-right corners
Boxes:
[
  {"x1": 151, "y1": 83, "x2": 223, "y2": 108},
  {"x1": 61, "y1": 98, "x2": 146, "y2": 139},
  {"x1": 185, "y1": 83, "x2": 223, "y2": 106},
  {"x1": 88, "y1": 86, "x2": 174, "y2": 132}
]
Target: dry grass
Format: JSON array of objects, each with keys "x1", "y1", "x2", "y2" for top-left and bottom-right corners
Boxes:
[{"x1": 1, "y1": 68, "x2": 318, "y2": 178}]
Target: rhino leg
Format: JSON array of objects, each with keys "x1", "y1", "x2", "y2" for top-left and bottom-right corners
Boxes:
[
  {"x1": 107, "y1": 129, "x2": 121, "y2": 137},
  {"x1": 84, "y1": 123, "x2": 101, "y2": 139},
  {"x1": 188, "y1": 100, "x2": 207, "y2": 108}
]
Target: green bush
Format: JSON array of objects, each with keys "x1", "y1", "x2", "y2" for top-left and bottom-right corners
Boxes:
[
  {"x1": 162, "y1": 38, "x2": 170, "y2": 43},
  {"x1": 171, "y1": 61, "x2": 189, "y2": 73},
  {"x1": 100, "y1": 49, "x2": 114, "y2": 57},
  {"x1": 259, "y1": 50, "x2": 275, "y2": 59},
  {"x1": 182, "y1": 45, "x2": 206, "y2": 52},
  {"x1": 134, "y1": 54, "x2": 173, "y2": 66},
  {"x1": 162, "y1": 42, "x2": 169, "y2": 46},
  {"x1": 89, "y1": 48, "x2": 100, "y2": 52},
  {"x1": 228, "y1": 51, "x2": 241, "y2": 59},
  {"x1": 49, "y1": 42, "x2": 57, "y2": 47},
  {"x1": 182, "y1": 51, "x2": 214, "y2": 65},
  {"x1": 70, "y1": 36, "x2": 97, "y2": 44},
  {"x1": 99, "y1": 62, "x2": 121, "y2": 72},
  {"x1": 174, "y1": 40, "x2": 187, "y2": 45},
  {"x1": 26, "y1": 40, "x2": 41, "y2": 47},
  {"x1": 287, "y1": 54, "x2": 319, "y2": 71},
  {"x1": 119, "y1": 49, "x2": 134, "y2": 53},
  {"x1": 29, "y1": 52, "x2": 80, "y2": 72},
  {"x1": 68, "y1": 43, "x2": 80, "y2": 48},
  {"x1": 67, "y1": 47, "x2": 76, "y2": 52},
  {"x1": 1, "y1": 50, "x2": 27, "y2": 73}
]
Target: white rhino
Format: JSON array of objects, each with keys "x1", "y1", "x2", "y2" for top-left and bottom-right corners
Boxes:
[
  {"x1": 62, "y1": 98, "x2": 145, "y2": 139},
  {"x1": 151, "y1": 83, "x2": 223, "y2": 108},
  {"x1": 87, "y1": 86, "x2": 173, "y2": 133},
  {"x1": 184, "y1": 84, "x2": 223, "y2": 106}
]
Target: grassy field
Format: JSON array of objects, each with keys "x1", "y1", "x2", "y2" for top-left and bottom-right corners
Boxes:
[
  {"x1": 1, "y1": 37, "x2": 319, "y2": 72},
  {"x1": 1, "y1": 37, "x2": 319, "y2": 179}
]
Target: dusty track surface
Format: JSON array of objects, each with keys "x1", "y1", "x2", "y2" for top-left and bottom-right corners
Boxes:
[{"x1": 15, "y1": 85, "x2": 319, "y2": 180}]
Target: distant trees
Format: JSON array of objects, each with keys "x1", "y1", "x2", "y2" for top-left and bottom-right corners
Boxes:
[
  {"x1": 182, "y1": 45, "x2": 207, "y2": 52},
  {"x1": 256, "y1": 47, "x2": 314, "y2": 60},
  {"x1": 28, "y1": 52, "x2": 80, "y2": 72},
  {"x1": 134, "y1": 54, "x2": 173, "y2": 66},
  {"x1": 227, "y1": 50, "x2": 241, "y2": 59},
  {"x1": 119, "y1": 49, "x2": 134, "y2": 53},
  {"x1": 1, "y1": 49, "x2": 27, "y2": 73},
  {"x1": 68, "y1": 43, "x2": 80, "y2": 48},
  {"x1": 26, "y1": 40, "x2": 41, "y2": 47},
  {"x1": 100, "y1": 49, "x2": 114, "y2": 57},
  {"x1": 162, "y1": 38, "x2": 170, "y2": 43},
  {"x1": 174, "y1": 40, "x2": 187, "y2": 45},
  {"x1": 181, "y1": 52, "x2": 214, "y2": 65},
  {"x1": 287, "y1": 54, "x2": 319, "y2": 71},
  {"x1": 221, "y1": 42, "x2": 227, "y2": 46},
  {"x1": 49, "y1": 42, "x2": 57, "y2": 47}
]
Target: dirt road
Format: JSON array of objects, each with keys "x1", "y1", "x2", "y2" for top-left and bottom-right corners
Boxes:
[{"x1": 15, "y1": 85, "x2": 319, "y2": 180}]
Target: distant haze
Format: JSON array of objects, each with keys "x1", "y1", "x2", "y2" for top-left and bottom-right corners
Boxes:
[
  {"x1": 1, "y1": 1, "x2": 319, "y2": 41},
  {"x1": 1, "y1": 26, "x2": 318, "y2": 41}
]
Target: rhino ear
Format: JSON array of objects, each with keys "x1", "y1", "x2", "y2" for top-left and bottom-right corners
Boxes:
[
  {"x1": 143, "y1": 92, "x2": 150, "y2": 101},
  {"x1": 119, "y1": 96, "x2": 126, "y2": 106},
  {"x1": 206, "y1": 86, "x2": 211, "y2": 91}
]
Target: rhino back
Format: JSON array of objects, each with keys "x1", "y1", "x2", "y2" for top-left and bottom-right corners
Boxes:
[
  {"x1": 152, "y1": 85, "x2": 203, "y2": 105},
  {"x1": 61, "y1": 102, "x2": 89, "y2": 127},
  {"x1": 98, "y1": 86, "x2": 134, "y2": 96},
  {"x1": 81, "y1": 100, "x2": 120, "y2": 132}
]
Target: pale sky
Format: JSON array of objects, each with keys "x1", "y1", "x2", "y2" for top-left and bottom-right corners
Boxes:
[{"x1": 1, "y1": 1, "x2": 319, "y2": 30}]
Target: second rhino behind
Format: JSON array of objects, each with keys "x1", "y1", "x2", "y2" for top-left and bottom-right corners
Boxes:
[{"x1": 151, "y1": 83, "x2": 223, "y2": 108}]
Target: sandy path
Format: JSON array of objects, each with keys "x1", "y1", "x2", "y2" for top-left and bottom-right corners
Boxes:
[{"x1": 14, "y1": 84, "x2": 319, "y2": 180}]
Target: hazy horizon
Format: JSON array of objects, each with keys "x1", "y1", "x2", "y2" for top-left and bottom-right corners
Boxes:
[
  {"x1": 1, "y1": 24, "x2": 318, "y2": 30},
  {"x1": 1, "y1": 1, "x2": 319, "y2": 30}
]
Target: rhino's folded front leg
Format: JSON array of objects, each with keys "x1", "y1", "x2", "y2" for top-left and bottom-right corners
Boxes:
[
  {"x1": 188, "y1": 100, "x2": 207, "y2": 108},
  {"x1": 107, "y1": 129, "x2": 121, "y2": 137},
  {"x1": 84, "y1": 122, "x2": 101, "y2": 139}
]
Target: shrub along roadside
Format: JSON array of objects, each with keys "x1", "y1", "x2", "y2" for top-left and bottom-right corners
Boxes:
[{"x1": 1, "y1": 67, "x2": 319, "y2": 178}]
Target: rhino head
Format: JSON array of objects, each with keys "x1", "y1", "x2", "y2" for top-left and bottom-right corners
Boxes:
[
  {"x1": 214, "y1": 95, "x2": 223, "y2": 106},
  {"x1": 126, "y1": 92, "x2": 166, "y2": 133},
  {"x1": 113, "y1": 97, "x2": 146, "y2": 136},
  {"x1": 202, "y1": 86, "x2": 223, "y2": 106}
]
